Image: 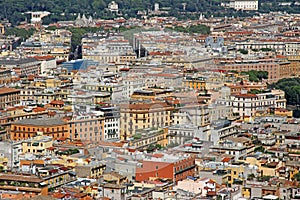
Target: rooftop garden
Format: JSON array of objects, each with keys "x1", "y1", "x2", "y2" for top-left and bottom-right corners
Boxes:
[{"x1": 55, "y1": 148, "x2": 79, "y2": 156}]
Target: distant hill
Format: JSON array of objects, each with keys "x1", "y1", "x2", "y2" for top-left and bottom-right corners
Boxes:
[{"x1": 1, "y1": 0, "x2": 299, "y2": 26}]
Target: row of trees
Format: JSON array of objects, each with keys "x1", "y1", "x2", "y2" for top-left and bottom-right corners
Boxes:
[{"x1": 166, "y1": 24, "x2": 211, "y2": 34}]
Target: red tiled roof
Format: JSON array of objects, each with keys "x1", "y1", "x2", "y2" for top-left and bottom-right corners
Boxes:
[
  {"x1": 0, "y1": 87, "x2": 20, "y2": 95},
  {"x1": 117, "y1": 157, "x2": 126, "y2": 161},
  {"x1": 152, "y1": 154, "x2": 164, "y2": 158},
  {"x1": 221, "y1": 157, "x2": 231, "y2": 163},
  {"x1": 33, "y1": 107, "x2": 47, "y2": 112},
  {"x1": 50, "y1": 100, "x2": 64, "y2": 105},
  {"x1": 34, "y1": 55, "x2": 55, "y2": 61},
  {"x1": 234, "y1": 93, "x2": 257, "y2": 98},
  {"x1": 52, "y1": 193, "x2": 65, "y2": 199},
  {"x1": 127, "y1": 148, "x2": 136, "y2": 153},
  {"x1": 47, "y1": 147, "x2": 56, "y2": 151}
]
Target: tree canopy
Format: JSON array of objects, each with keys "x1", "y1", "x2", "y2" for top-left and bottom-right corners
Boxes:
[
  {"x1": 241, "y1": 70, "x2": 268, "y2": 82},
  {"x1": 167, "y1": 24, "x2": 211, "y2": 34},
  {"x1": 0, "y1": 0, "x2": 285, "y2": 26},
  {"x1": 4, "y1": 28, "x2": 35, "y2": 41},
  {"x1": 268, "y1": 78, "x2": 300, "y2": 106}
]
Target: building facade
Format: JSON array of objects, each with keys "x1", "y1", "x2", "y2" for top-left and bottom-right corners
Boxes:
[
  {"x1": 10, "y1": 117, "x2": 69, "y2": 140},
  {"x1": 0, "y1": 87, "x2": 20, "y2": 109}
]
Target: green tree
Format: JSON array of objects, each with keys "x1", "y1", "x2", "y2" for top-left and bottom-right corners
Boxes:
[
  {"x1": 293, "y1": 172, "x2": 300, "y2": 181},
  {"x1": 268, "y1": 78, "x2": 300, "y2": 106},
  {"x1": 254, "y1": 146, "x2": 265, "y2": 153},
  {"x1": 5, "y1": 28, "x2": 36, "y2": 41},
  {"x1": 241, "y1": 70, "x2": 268, "y2": 82},
  {"x1": 239, "y1": 49, "x2": 248, "y2": 54}
]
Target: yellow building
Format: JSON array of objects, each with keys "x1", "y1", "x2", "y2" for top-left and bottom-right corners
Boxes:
[
  {"x1": 0, "y1": 156, "x2": 8, "y2": 171},
  {"x1": 183, "y1": 76, "x2": 206, "y2": 91},
  {"x1": 120, "y1": 101, "x2": 173, "y2": 140},
  {"x1": 130, "y1": 88, "x2": 174, "y2": 100},
  {"x1": 245, "y1": 157, "x2": 283, "y2": 177},
  {"x1": 50, "y1": 47, "x2": 70, "y2": 61},
  {"x1": 45, "y1": 78, "x2": 62, "y2": 88},
  {"x1": 38, "y1": 166, "x2": 76, "y2": 188},
  {"x1": 75, "y1": 161, "x2": 106, "y2": 178},
  {"x1": 225, "y1": 163, "x2": 253, "y2": 187},
  {"x1": 103, "y1": 171, "x2": 128, "y2": 185},
  {"x1": 274, "y1": 131, "x2": 288, "y2": 145},
  {"x1": 274, "y1": 108, "x2": 293, "y2": 117},
  {"x1": 22, "y1": 132, "x2": 53, "y2": 155},
  {"x1": 50, "y1": 153, "x2": 90, "y2": 168}
]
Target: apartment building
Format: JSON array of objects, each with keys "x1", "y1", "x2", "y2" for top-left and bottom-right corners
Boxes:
[
  {"x1": 128, "y1": 128, "x2": 167, "y2": 150},
  {"x1": 22, "y1": 132, "x2": 53, "y2": 155},
  {"x1": 167, "y1": 124, "x2": 200, "y2": 145},
  {"x1": 0, "y1": 87, "x2": 20, "y2": 109},
  {"x1": 172, "y1": 104, "x2": 211, "y2": 127},
  {"x1": 82, "y1": 34, "x2": 136, "y2": 64},
  {"x1": 99, "y1": 106, "x2": 120, "y2": 141},
  {"x1": 210, "y1": 120, "x2": 239, "y2": 145},
  {"x1": 210, "y1": 137, "x2": 255, "y2": 160},
  {"x1": 121, "y1": 76, "x2": 144, "y2": 99},
  {"x1": 0, "y1": 173, "x2": 48, "y2": 197},
  {"x1": 34, "y1": 55, "x2": 57, "y2": 75},
  {"x1": 218, "y1": 60, "x2": 291, "y2": 83},
  {"x1": 216, "y1": 87, "x2": 287, "y2": 118},
  {"x1": 75, "y1": 161, "x2": 106, "y2": 178},
  {"x1": 119, "y1": 101, "x2": 173, "y2": 140},
  {"x1": 10, "y1": 117, "x2": 69, "y2": 140},
  {"x1": 0, "y1": 69, "x2": 12, "y2": 84},
  {"x1": 67, "y1": 114, "x2": 105, "y2": 141},
  {"x1": 68, "y1": 106, "x2": 120, "y2": 141},
  {"x1": 0, "y1": 57, "x2": 41, "y2": 76},
  {"x1": 183, "y1": 76, "x2": 206, "y2": 91},
  {"x1": 18, "y1": 29, "x2": 71, "y2": 61},
  {"x1": 136, "y1": 153, "x2": 196, "y2": 183},
  {"x1": 144, "y1": 73, "x2": 182, "y2": 88}
]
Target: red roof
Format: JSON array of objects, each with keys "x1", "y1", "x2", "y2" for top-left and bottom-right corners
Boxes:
[
  {"x1": 152, "y1": 154, "x2": 164, "y2": 158},
  {"x1": 234, "y1": 93, "x2": 257, "y2": 98},
  {"x1": 117, "y1": 157, "x2": 126, "y2": 161},
  {"x1": 33, "y1": 107, "x2": 47, "y2": 112},
  {"x1": 52, "y1": 193, "x2": 65, "y2": 198},
  {"x1": 127, "y1": 148, "x2": 136, "y2": 153},
  {"x1": 34, "y1": 55, "x2": 55, "y2": 61},
  {"x1": 221, "y1": 157, "x2": 231, "y2": 163},
  {"x1": 47, "y1": 147, "x2": 56, "y2": 151},
  {"x1": 50, "y1": 100, "x2": 64, "y2": 105}
]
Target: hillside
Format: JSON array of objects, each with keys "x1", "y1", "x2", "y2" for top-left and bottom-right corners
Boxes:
[{"x1": 2, "y1": 0, "x2": 299, "y2": 26}]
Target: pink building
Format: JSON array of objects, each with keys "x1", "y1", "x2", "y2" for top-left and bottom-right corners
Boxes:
[{"x1": 174, "y1": 177, "x2": 216, "y2": 197}]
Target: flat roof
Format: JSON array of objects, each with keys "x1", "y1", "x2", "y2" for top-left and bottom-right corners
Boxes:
[
  {"x1": 13, "y1": 117, "x2": 66, "y2": 126},
  {"x1": 0, "y1": 87, "x2": 20, "y2": 95},
  {"x1": 0, "y1": 173, "x2": 43, "y2": 183}
]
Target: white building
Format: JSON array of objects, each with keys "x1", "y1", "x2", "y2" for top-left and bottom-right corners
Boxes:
[
  {"x1": 216, "y1": 87, "x2": 286, "y2": 119},
  {"x1": 27, "y1": 11, "x2": 51, "y2": 24},
  {"x1": 167, "y1": 124, "x2": 200, "y2": 145},
  {"x1": 98, "y1": 107, "x2": 120, "y2": 141},
  {"x1": 210, "y1": 120, "x2": 238, "y2": 145},
  {"x1": 229, "y1": 0, "x2": 258, "y2": 10},
  {"x1": 121, "y1": 76, "x2": 145, "y2": 100},
  {"x1": 108, "y1": 1, "x2": 119, "y2": 12}
]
